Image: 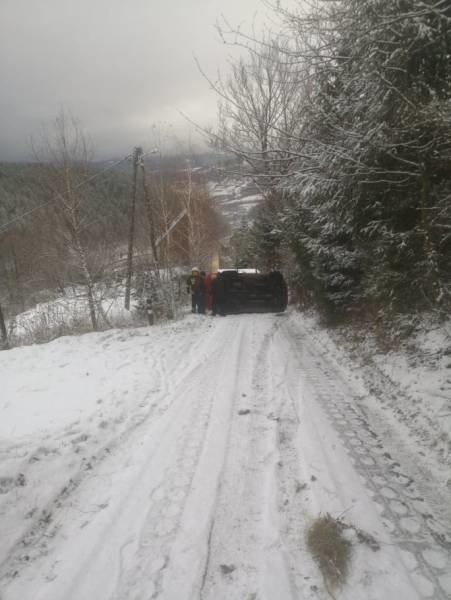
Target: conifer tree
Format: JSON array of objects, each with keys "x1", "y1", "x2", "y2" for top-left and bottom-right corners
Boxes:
[{"x1": 285, "y1": 0, "x2": 451, "y2": 312}]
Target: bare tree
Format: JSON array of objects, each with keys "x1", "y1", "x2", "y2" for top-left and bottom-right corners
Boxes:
[
  {"x1": 33, "y1": 112, "x2": 105, "y2": 330},
  {"x1": 198, "y1": 34, "x2": 307, "y2": 182},
  {"x1": 124, "y1": 146, "x2": 142, "y2": 310}
]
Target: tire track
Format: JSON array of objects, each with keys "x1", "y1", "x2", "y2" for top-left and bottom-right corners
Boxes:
[
  {"x1": 154, "y1": 316, "x2": 252, "y2": 600},
  {"x1": 281, "y1": 317, "x2": 451, "y2": 600},
  {"x1": 198, "y1": 315, "x2": 302, "y2": 600},
  {"x1": 0, "y1": 318, "x2": 234, "y2": 598},
  {"x1": 111, "y1": 322, "x2": 240, "y2": 600},
  {"x1": 266, "y1": 333, "x2": 325, "y2": 600}
]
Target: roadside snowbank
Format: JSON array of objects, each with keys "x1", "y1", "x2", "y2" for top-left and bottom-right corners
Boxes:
[{"x1": 297, "y1": 311, "x2": 451, "y2": 478}]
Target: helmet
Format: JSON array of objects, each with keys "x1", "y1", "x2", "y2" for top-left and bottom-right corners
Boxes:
[{"x1": 191, "y1": 267, "x2": 200, "y2": 273}]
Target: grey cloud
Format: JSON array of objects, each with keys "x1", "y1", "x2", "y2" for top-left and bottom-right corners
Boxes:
[{"x1": 0, "y1": 0, "x2": 277, "y2": 161}]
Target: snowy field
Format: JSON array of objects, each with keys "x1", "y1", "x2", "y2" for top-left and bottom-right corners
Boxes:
[{"x1": 1, "y1": 311, "x2": 451, "y2": 599}]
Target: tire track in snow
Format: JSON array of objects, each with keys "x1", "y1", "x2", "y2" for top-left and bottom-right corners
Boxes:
[
  {"x1": 110, "y1": 321, "x2": 241, "y2": 600},
  {"x1": 281, "y1": 316, "x2": 451, "y2": 600},
  {"x1": 0, "y1": 330, "x2": 181, "y2": 574},
  {"x1": 0, "y1": 318, "x2": 230, "y2": 598},
  {"x1": 197, "y1": 315, "x2": 305, "y2": 600},
  {"x1": 266, "y1": 327, "x2": 327, "y2": 600},
  {"x1": 0, "y1": 336, "x2": 177, "y2": 585},
  {"x1": 300, "y1": 318, "x2": 451, "y2": 501},
  {"x1": 158, "y1": 316, "x2": 251, "y2": 600},
  {"x1": 198, "y1": 315, "x2": 270, "y2": 600}
]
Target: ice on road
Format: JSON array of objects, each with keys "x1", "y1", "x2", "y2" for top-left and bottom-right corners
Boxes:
[{"x1": 1, "y1": 313, "x2": 450, "y2": 600}]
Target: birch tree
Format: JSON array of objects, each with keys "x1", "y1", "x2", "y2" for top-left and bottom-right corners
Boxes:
[{"x1": 34, "y1": 112, "x2": 106, "y2": 330}]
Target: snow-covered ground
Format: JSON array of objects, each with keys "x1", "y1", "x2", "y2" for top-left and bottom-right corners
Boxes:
[
  {"x1": 6, "y1": 291, "x2": 133, "y2": 345},
  {"x1": 301, "y1": 314, "x2": 451, "y2": 471},
  {"x1": 6, "y1": 275, "x2": 185, "y2": 347},
  {"x1": 1, "y1": 311, "x2": 450, "y2": 599}
]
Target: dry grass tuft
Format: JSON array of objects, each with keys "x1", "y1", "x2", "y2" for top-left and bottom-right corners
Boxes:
[{"x1": 307, "y1": 513, "x2": 352, "y2": 591}]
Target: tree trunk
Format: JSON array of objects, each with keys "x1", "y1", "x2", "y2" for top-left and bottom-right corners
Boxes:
[
  {"x1": 140, "y1": 163, "x2": 159, "y2": 266},
  {"x1": 421, "y1": 168, "x2": 442, "y2": 303},
  {"x1": 11, "y1": 245, "x2": 25, "y2": 312},
  {"x1": 74, "y1": 236, "x2": 98, "y2": 331},
  {"x1": 0, "y1": 303, "x2": 9, "y2": 349},
  {"x1": 125, "y1": 147, "x2": 142, "y2": 310},
  {"x1": 86, "y1": 283, "x2": 98, "y2": 331}
]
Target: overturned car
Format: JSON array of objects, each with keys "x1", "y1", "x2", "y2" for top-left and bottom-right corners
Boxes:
[{"x1": 213, "y1": 270, "x2": 288, "y2": 315}]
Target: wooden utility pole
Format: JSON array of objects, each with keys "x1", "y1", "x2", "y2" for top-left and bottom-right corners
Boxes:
[
  {"x1": 140, "y1": 161, "x2": 159, "y2": 266},
  {"x1": 124, "y1": 146, "x2": 143, "y2": 310},
  {"x1": 0, "y1": 303, "x2": 8, "y2": 349}
]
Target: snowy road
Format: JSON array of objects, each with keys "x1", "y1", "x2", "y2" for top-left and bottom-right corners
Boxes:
[{"x1": 1, "y1": 313, "x2": 450, "y2": 599}]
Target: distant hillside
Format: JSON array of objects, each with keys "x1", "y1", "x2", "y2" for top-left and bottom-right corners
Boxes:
[{"x1": 0, "y1": 162, "x2": 130, "y2": 227}]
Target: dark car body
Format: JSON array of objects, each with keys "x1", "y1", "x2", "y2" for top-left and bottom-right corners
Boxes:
[{"x1": 216, "y1": 270, "x2": 288, "y2": 314}]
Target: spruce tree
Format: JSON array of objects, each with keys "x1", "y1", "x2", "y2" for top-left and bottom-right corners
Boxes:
[{"x1": 286, "y1": 0, "x2": 451, "y2": 313}]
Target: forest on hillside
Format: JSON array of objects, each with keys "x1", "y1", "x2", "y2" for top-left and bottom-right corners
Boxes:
[{"x1": 0, "y1": 123, "x2": 226, "y2": 345}]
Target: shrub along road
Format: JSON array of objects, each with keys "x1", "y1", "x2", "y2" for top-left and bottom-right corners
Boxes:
[{"x1": 0, "y1": 312, "x2": 450, "y2": 599}]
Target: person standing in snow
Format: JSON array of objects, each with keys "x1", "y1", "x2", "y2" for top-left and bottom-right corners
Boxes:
[{"x1": 187, "y1": 268, "x2": 206, "y2": 314}]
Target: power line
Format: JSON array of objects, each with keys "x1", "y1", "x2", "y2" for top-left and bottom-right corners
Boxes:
[{"x1": 0, "y1": 149, "x2": 157, "y2": 235}]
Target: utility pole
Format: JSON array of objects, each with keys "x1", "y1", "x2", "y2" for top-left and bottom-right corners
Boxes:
[
  {"x1": 140, "y1": 160, "x2": 159, "y2": 267},
  {"x1": 0, "y1": 303, "x2": 8, "y2": 349},
  {"x1": 124, "y1": 146, "x2": 142, "y2": 310}
]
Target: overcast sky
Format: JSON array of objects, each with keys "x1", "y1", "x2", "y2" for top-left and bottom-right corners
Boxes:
[{"x1": 0, "y1": 0, "x2": 290, "y2": 161}]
